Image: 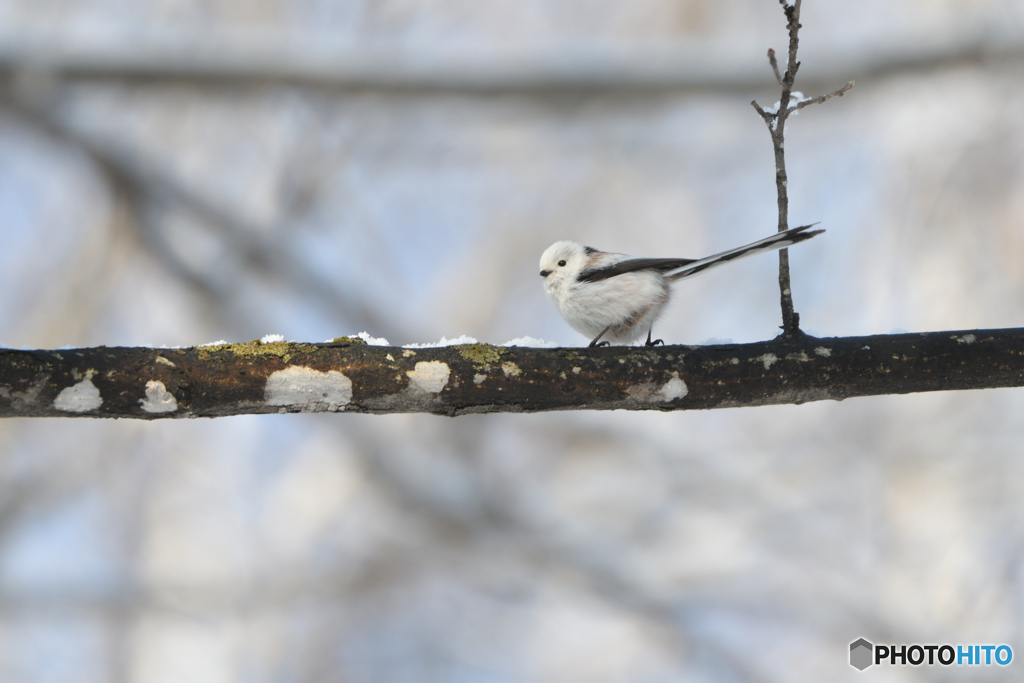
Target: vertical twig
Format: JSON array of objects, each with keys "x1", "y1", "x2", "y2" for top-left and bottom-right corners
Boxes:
[
  {"x1": 773, "y1": 0, "x2": 802, "y2": 336},
  {"x1": 752, "y1": 0, "x2": 852, "y2": 338}
]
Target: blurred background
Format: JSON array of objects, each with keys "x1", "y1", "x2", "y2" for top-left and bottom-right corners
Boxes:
[{"x1": 2, "y1": 1, "x2": 1024, "y2": 681}]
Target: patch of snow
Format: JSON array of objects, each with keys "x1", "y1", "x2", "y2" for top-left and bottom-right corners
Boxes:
[
  {"x1": 502, "y1": 336, "x2": 559, "y2": 348},
  {"x1": 403, "y1": 335, "x2": 478, "y2": 348},
  {"x1": 352, "y1": 332, "x2": 390, "y2": 346}
]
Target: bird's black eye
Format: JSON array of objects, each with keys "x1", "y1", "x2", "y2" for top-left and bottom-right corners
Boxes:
[{"x1": 557, "y1": 260, "x2": 566, "y2": 267}]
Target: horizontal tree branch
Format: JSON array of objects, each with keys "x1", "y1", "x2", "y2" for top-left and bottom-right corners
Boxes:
[
  {"x1": 2, "y1": 328, "x2": 1023, "y2": 418},
  {"x1": 1, "y1": 33, "x2": 1022, "y2": 96}
]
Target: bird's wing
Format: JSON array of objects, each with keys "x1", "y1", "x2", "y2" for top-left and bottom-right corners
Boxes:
[{"x1": 577, "y1": 257, "x2": 697, "y2": 283}]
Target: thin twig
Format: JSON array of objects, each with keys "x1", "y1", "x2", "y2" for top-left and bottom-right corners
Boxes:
[
  {"x1": 751, "y1": 0, "x2": 853, "y2": 338},
  {"x1": 768, "y1": 0, "x2": 801, "y2": 335},
  {"x1": 790, "y1": 80, "x2": 855, "y2": 112},
  {"x1": 750, "y1": 100, "x2": 773, "y2": 123},
  {"x1": 767, "y1": 48, "x2": 783, "y2": 85}
]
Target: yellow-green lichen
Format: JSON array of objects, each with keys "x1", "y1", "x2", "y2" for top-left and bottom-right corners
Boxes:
[
  {"x1": 457, "y1": 343, "x2": 504, "y2": 367},
  {"x1": 330, "y1": 336, "x2": 367, "y2": 344},
  {"x1": 196, "y1": 339, "x2": 316, "y2": 364}
]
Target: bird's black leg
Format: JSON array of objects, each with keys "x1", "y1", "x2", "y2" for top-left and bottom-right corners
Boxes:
[
  {"x1": 589, "y1": 326, "x2": 612, "y2": 348},
  {"x1": 645, "y1": 329, "x2": 664, "y2": 347}
]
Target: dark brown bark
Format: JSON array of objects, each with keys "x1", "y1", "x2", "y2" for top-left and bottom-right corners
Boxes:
[{"x1": 2, "y1": 329, "x2": 1022, "y2": 418}]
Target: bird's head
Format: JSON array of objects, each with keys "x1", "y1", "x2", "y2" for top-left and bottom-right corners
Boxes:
[{"x1": 539, "y1": 241, "x2": 592, "y2": 296}]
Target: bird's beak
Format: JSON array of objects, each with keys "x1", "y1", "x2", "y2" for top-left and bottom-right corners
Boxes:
[{"x1": 539, "y1": 270, "x2": 551, "y2": 277}]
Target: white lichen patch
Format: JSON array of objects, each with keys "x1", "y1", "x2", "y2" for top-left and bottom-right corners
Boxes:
[
  {"x1": 625, "y1": 372, "x2": 689, "y2": 403},
  {"x1": 473, "y1": 374, "x2": 487, "y2": 385},
  {"x1": 625, "y1": 383, "x2": 657, "y2": 401},
  {"x1": 501, "y1": 362, "x2": 521, "y2": 378},
  {"x1": 155, "y1": 356, "x2": 176, "y2": 367},
  {"x1": 1, "y1": 378, "x2": 46, "y2": 406},
  {"x1": 406, "y1": 361, "x2": 450, "y2": 393},
  {"x1": 53, "y1": 371, "x2": 102, "y2": 413},
  {"x1": 139, "y1": 380, "x2": 178, "y2": 413},
  {"x1": 956, "y1": 334, "x2": 976, "y2": 344},
  {"x1": 658, "y1": 372, "x2": 688, "y2": 401},
  {"x1": 758, "y1": 353, "x2": 779, "y2": 370},
  {"x1": 730, "y1": 358, "x2": 740, "y2": 365},
  {"x1": 265, "y1": 366, "x2": 352, "y2": 410},
  {"x1": 572, "y1": 367, "x2": 581, "y2": 375},
  {"x1": 402, "y1": 350, "x2": 416, "y2": 357},
  {"x1": 814, "y1": 346, "x2": 832, "y2": 357}
]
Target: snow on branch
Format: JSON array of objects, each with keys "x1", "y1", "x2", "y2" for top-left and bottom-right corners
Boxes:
[{"x1": 2, "y1": 329, "x2": 1024, "y2": 418}]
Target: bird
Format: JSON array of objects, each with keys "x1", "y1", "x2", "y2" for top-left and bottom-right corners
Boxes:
[{"x1": 539, "y1": 224, "x2": 823, "y2": 346}]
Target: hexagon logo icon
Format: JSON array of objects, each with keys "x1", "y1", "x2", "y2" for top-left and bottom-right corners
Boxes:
[{"x1": 850, "y1": 638, "x2": 873, "y2": 670}]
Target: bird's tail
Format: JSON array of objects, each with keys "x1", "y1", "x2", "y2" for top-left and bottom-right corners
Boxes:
[{"x1": 665, "y1": 223, "x2": 823, "y2": 282}]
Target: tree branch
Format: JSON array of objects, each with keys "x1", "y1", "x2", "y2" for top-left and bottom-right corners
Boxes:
[
  {"x1": 790, "y1": 80, "x2": 855, "y2": 112},
  {"x1": 752, "y1": 0, "x2": 853, "y2": 339},
  {"x1": 0, "y1": 100, "x2": 393, "y2": 339},
  {"x1": 1, "y1": 34, "x2": 1020, "y2": 96},
  {"x1": 3, "y1": 329, "x2": 1023, "y2": 418}
]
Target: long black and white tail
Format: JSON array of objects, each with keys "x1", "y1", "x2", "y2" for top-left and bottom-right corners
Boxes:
[{"x1": 665, "y1": 223, "x2": 823, "y2": 282}]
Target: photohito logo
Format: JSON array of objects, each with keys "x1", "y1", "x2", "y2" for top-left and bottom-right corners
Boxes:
[{"x1": 849, "y1": 638, "x2": 1012, "y2": 671}]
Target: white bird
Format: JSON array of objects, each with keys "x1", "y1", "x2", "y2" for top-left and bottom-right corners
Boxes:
[{"x1": 539, "y1": 224, "x2": 823, "y2": 346}]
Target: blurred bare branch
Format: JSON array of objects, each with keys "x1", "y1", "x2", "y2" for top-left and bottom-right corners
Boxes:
[
  {"x1": 1, "y1": 33, "x2": 1022, "y2": 97},
  {"x1": 0, "y1": 96, "x2": 395, "y2": 339}
]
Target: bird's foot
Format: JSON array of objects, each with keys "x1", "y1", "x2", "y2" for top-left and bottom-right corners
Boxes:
[{"x1": 644, "y1": 330, "x2": 664, "y2": 347}]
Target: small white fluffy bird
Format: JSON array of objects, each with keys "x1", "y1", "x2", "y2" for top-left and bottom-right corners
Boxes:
[{"x1": 539, "y1": 224, "x2": 823, "y2": 346}]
